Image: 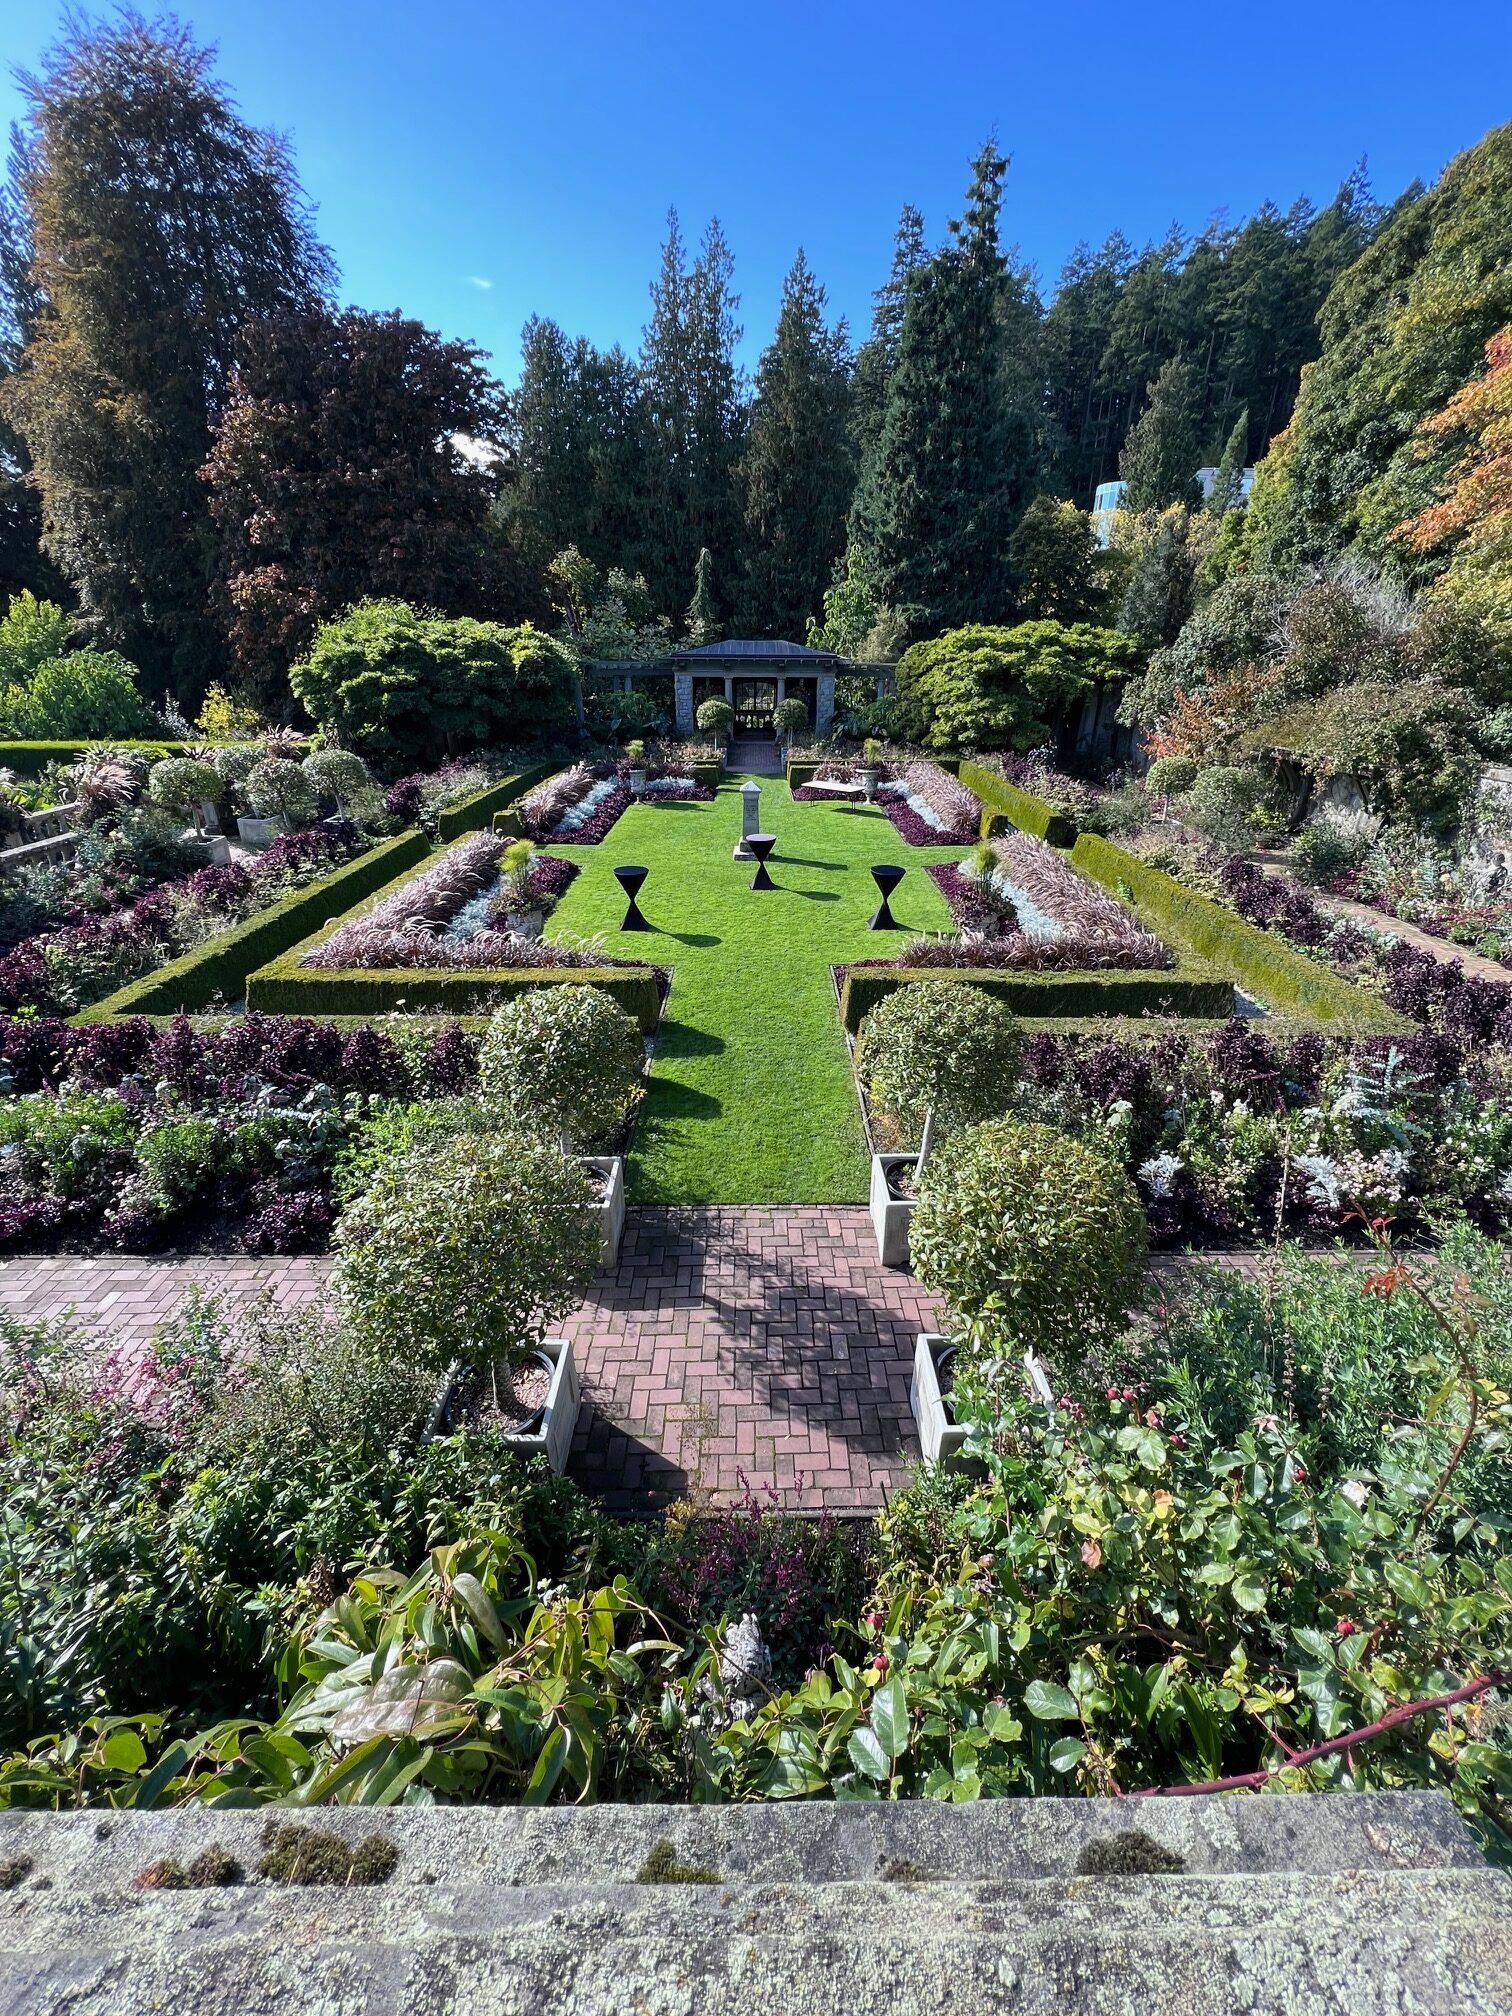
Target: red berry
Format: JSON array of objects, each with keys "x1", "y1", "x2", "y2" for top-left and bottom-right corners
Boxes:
[
  {"x1": 1121, "y1": 1388, "x2": 1135, "y2": 1402},
  {"x1": 873, "y1": 1654, "x2": 889, "y2": 1672},
  {"x1": 1337, "y1": 1619, "x2": 1356, "y2": 1637},
  {"x1": 1106, "y1": 1386, "x2": 1119, "y2": 1401},
  {"x1": 1168, "y1": 1433, "x2": 1184, "y2": 1449}
]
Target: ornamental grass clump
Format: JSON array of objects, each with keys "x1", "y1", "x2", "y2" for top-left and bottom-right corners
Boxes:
[
  {"x1": 478, "y1": 986, "x2": 645, "y2": 1150},
  {"x1": 335, "y1": 1132, "x2": 600, "y2": 1389},
  {"x1": 856, "y1": 981, "x2": 1021, "y2": 1141},
  {"x1": 910, "y1": 1117, "x2": 1146, "y2": 1371}
]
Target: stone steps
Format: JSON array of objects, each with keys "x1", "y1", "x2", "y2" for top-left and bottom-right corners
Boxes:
[{"x1": 2, "y1": 1794, "x2": 1508, "y2": 2014}]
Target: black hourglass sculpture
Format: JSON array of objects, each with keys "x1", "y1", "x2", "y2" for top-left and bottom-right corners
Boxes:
[
  {"x1": 747, "y1": 834, "x2": 778, "y2": 891},
  {"x1": 869, "y1": 862, "x2": 905, "y2": 929},
  {"x1": 614, "y1": 864, "x2": 651, "y2": 930}
]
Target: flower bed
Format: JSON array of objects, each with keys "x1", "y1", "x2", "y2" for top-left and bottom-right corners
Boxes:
[
  {"x1": 876, "y1": 761, "x2": 980, "y2": 845},
  {"x1": 519, "y1": 762, "x2": 713, "y2": 846},
  {"x1": 303, "y1": 834, "x2": 595, "y2": 972},
  {"x1": 0, "y1": 821, "x2": 367, "y2": 1015},
  {"x1": 0, "y1": 1011, "x2": 482, "y2": 1255},
  {"x1": 974, "y1": 833, "x2": 1172, "y2": 966}
]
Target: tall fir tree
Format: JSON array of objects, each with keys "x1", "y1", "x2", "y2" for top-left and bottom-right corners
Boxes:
[
  {"x1": 852, "y1": 141, "x2": 1034, "y2": 637},
  {"x1": 736, "y1": 250, "x2": 852, "y2": 637},
  {"x1": 1, "y1": 16, "x2": 332, "y2": 701},
  {"x1": 850, "y1": 204, "x2": 925, "y2": 467},
  {"x1": 1207, "y1": 407, "x2": 1250, "y2": 515},
  {"x1": 685, "y1": 546, "x2": 719, "y2": 644},
  {"x1": 0, "y1": 129, "x2": 62, "y2": 605},
  {"x1": 638, "y1": 212, "x2": 746, "y2": 617},
  {"x1": 1119, "y1": 356, "x2": 1203, "y2": 511}
]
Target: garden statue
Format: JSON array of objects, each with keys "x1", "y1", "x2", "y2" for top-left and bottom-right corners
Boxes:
[{"x1": 698, "y1": 1610, "x2": 773, "y2": 1724}]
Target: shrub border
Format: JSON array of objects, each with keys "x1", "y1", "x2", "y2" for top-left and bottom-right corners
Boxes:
[
  {"x1": 70, "y1": 829, "x2": 430, "y2": 1024},
  {"x1": 957, "y1": 759, "x2": 1076, "y2": 847},
  {"x1": 1070, "y1": 833, "x2": 1414, "y2": 1035},
  {"x1": 243, "y1": 835, "x2": 662, "y2": 1032},
  {"x1": 837, "y1": 959, "x2": 1233, "y2": 1035}
]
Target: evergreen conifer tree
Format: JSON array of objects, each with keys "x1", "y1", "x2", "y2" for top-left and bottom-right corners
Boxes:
[
  {"x1": 1119, "y1": 357, "x2": 1203, "y2": 512},
  {"x1": 1207, "y1": 407, "x2": 1250, "y2": 515},
  {"x1": 736, "y1": 250, "x2": 852, "y2": 637},
  {"x1": 685, "y1": 546, "x2": 719, "y2": 644}
]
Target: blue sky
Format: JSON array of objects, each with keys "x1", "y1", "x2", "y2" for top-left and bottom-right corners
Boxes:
[{"x1": 4, "y1": 1, "x2": 1509, "y2": 381}]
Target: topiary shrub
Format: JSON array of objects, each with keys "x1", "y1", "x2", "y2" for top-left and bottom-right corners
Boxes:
[
  {"x1": 302, "y1": 747, "x2": 374, "y2": 816},
  {"x1": 910, "y1": 1117, "x2": 1146, "y2": 1369},
  {"x1": 1182, "y1": 764, "x2": 1271, "y2": 850},
  {"x1": 772, "y1": 696, "x2": 808, "y2": 741},
  {"x1": 856, "y1": 980, "x2": 1021, "y2": 1141},
  {"x1": 478, "y1": 986, "x2": 645, "y2": 1150},
  {"x1": 246, "y1": 757, "x2": 315, "y2": 825},
  {"x1": 1145, "y1": 754, "x2": 1198, "y2": 797},
  {"x1": 696, "y1": 696, "x2": 734, "y2": 741},
  {"x1": 147, "y1": 758, "x2": 221, "y2": 829},
  {"x1": 336, "y1": 1131, "x2": 600, "y2": 1380}
]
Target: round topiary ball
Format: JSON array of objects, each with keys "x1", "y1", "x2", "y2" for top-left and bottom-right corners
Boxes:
[
  {"x1": 478, "y1": 985, "x2": 645, "y2": 1150},
  {"x1": 910, "y1": 1117, "x2": 1146, "y2": 1370},
  {"x1": 336, "y1": 1130, "x2": 599, "y2": 1380},
  {"x1": 1145, "y1": 755, "x2": 1198, "y2": 797},
  {"x1": 857, "y1": 981, "x2": 1021, "y2": 1141},
  {"x1": 246, "y1": 757, "x2": 315, "y2": 824},
  {"x1": 302, "y1": 747, "x2": 373, "y2": 811},
  {"x1": 696, "y1": 697, "x2": 734, "y2": 740},
  {"x1": 147, "y1": 757, "x2": 221, "y2": 818}
]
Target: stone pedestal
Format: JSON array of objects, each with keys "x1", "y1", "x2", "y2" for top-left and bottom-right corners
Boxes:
[
  {"x1": 733, "y1": 780, "x2": 762, "y2": 860},
  {"x1": 674, "y1": 671, "x2": 694, "y2": 734}
]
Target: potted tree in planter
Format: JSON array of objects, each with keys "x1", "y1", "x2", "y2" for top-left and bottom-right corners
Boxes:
[
  {"x1": 499, "y1": 837, "x2": 548, "y2": 939},
  {"x1": 241, "y1": 756, "x2": 314, "y2": 847},
  {"x1": 907, "y1": 1115, "x2": 1147, "y2": 1464},
  {"x1": 696, "y1": 695, "x2": 734, "y2": 750},
  {"x1": 301, "y1": 746, "x2": 378, "y2": 823},
  {"x1": 625, "y1": 739, "x2": 649, "y2": 795},
  {"x1": 477, "y1": 986, "x2": 647, "y2": 1266},
  {"x1": 859, "y1": 737, "x2": 884, "y2": 804},
  {"x1": 855, "y1": 981, "x2": 1022, "y2": 1267},
  {"x1": 336, "y1": 1129, "x2": 601, "y2": 1474},
  {"x1": 147, "y1": 756, "x2": 230, "y2": 860}
]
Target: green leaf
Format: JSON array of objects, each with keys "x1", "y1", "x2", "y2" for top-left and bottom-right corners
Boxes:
[
  {"x1": 1048, "y1": 1737, "x2": 1087, "y2": 1773},
  {"x1": 524, "y1": 1726, "x2": 567, "y2": 1806},
  {"x1": 1024, "y1": 1680, "x2": 1079, "y2": 1722},
  {"x1": 126, "y1": 1740, "x2": 189, "y2": 1808},
  {"x1": 1231, "y1": 1572, "x2": 1268, "y2": 1614},
  {"x1": 99, "y1": 1729, "x2": 146, "y2": 1774},
  {"x1": 847, "y1": 1727, "x2": 890, "y2": 1780},
  {"x1": 1383, "y1": 1560, "x2": 1433, "y2": 1608},
  {"x1": 871, "y1": 1677, "x2": 909, "y2": 1759}
]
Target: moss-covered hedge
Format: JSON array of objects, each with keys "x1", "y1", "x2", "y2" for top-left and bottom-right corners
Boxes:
[
  {"x1": 1070, "y1": 833, "x2": 1414, "y2": 1034},
  {"x1": 247, "y1": 961, "x2": 662, "y2": 1032},
  {"x1": 434, "y1": 761, "x2": 559, "y2": 842},
  {"x1": 837, "y1": 959, "x2": 1232, "y2": 1035},
  {"x1": 957, "y1": 759, "x2": 1076, "y2": 847},
  {"x1": 71, "y1": 830, "x2": 430, "y2": 1023}
]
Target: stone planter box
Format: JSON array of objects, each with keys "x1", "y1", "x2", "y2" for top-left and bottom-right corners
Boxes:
[
  {"x1": 428, "y1": 1336, "x2": 581, "y2": 1476},
  {"x1": 870, "y1": 1153, "x2": 917, "y2": 1268},
  {"x1": 911, "y1": 1331, "x2": 967, "y2": 1467},
  {"x1": 581, "y1": 1154, "x2": 626, "y2": 1267},
  {"x1": 202, "y1": 834, "x2": 233, "y2": 866},
  {"x1": 236, "y1": 814, "x2": 288, "y2": 849}
]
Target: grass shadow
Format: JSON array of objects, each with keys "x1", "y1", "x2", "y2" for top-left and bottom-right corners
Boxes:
[
  {"x1": 656, "y1": 930, "x2": 721, "y2": 947},
  {"x1": 654, "y1": 1022, "x2": 726, "y2": 1057},
  {"x1": 789, "y1": 889, "x2": 841, "y2": 902}
]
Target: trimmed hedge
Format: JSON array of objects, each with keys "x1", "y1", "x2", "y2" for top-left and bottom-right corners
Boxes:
[
  {"x1": 1070, "y1": 833, "x2": 1414, "y2": 1035},
  {"x1": 246, "y1": 961, "x2": 662, "y2": 1033},
  {"x1": 0, "y1": 738, "x2": 311, "y2": 777},
  {"x1": 957, "y1": 759, "x2": 1076, "y2": 847},
  {"x1": 434, "y1": 760, "x2": 559, "y2": 842},
  {"x1": 786, "y1": 756, "x2": 961, "y2": 792},
  {"x1": 71, "y1": 829, "x2": 430, "y2": 1023},
  {"x1": 837, "y1": 959, "x2": 1232, "y2": 1035}
]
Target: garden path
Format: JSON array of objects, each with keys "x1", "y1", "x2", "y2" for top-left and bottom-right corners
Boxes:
[
  {"x1": 0, "y1": 1230, "x2": 1303, "y2": 1514},
  {"x1": 544, "y1": 777, "x2": 962, "y2": 1205},
  {"x1": 1253, "y1": 853, "x2": 1512, "y2": 982}
]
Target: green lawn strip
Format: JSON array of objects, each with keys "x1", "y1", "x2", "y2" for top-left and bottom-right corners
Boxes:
[{"x1": 543, "y1": 779, "x2": 959, "y2": 1204}]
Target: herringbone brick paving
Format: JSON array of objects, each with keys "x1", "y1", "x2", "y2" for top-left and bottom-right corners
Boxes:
[{"x1": 0, "y1": 1218, "x2": 1293, "y2": 1511}]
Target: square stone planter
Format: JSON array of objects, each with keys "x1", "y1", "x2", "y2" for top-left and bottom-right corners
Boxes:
[
  {"x1": 235, "y1": 813, "x2": 288, "y2": 849},
  {"x1": 580, "y1": 1154, "x2": 626, "y2": 1268},
  {"x1": 506, "y1": 1337, "x2": 580, "y2": 1475},
  {"x1": 870, "y1": 1153, "x2": 918, "y2": 1268},
  {"x1": 911, "y1": 1331, "x2": 967, "y2": 1467}
]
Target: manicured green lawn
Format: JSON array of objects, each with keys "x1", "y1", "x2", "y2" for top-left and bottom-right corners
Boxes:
[{"x1": 544, "y1": 778, "x2": 961, "y2": 1204}]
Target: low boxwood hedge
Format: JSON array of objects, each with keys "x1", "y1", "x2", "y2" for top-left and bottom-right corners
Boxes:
[
  {"x1": 0, "y1": 738, "x2": 312, "y2": 777},
  {"x1": 837, "y1": 959, "x2": 1233, "y2": 1035},
  {"x1": 1070, "y1": 833, "x2": 1414, "y2": 1035},
  {"x1": 957, "y1": 759, "x2": 1076, "y2": 847},
  {"x1": 71, "y1": 829, "x2": 430, "y2": 1023},
  {"x1": 246, "y1": 960, "x2": 662, "y2": 1032}
]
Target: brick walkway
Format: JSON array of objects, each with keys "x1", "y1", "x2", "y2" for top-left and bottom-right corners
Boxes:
[{"x1": 0, "y1": 1212, "x2": 944, "y2": 1513}]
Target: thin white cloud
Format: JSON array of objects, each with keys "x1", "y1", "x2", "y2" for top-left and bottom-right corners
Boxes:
[{"x1": 466, "y1": 275, "x2": 494, "y2": 290}]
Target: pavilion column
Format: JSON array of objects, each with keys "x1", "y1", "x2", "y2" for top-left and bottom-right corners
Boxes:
[
  {"x1": 674, "y1": 672, "x2": 694, "y2": 734},
  {"x1": 724, "y1": 676, "x2": 733, "y2": 703},
  {"x1": 776, "y1": 677, "x2": 786, "y2": 705},
  {"x1": 816, "y1": 673, "x2": 835, "y2": 734}
]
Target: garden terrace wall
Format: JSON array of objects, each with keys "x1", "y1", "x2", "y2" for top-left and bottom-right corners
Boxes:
[
  {"x1": 837, "y1": 959, "x2": 1232, "y2": 1035},
  {"x1": 434, "y1": 761, "x2": 560, "y2": 842},
  {"x1": 71, "y1": 829, "x2": 430, "y2": 1023},
  {"x1": 1071, "y1": 833, "x2": 1414, "y2": 1035},
  {"x1": 957, "y1": 760, "x2": 1076, "y2": 847}
]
